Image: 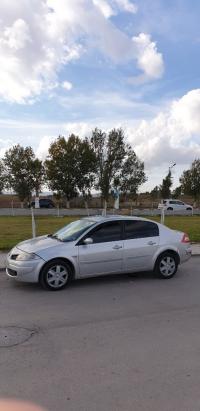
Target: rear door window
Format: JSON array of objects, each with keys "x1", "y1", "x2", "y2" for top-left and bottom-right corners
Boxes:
[{"x1": 124, "y1": 220, "x2": 159, "y2": 239}]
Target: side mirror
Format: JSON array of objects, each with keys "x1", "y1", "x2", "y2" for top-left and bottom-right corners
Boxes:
[{"x1": 83, "y1": 238, "x2": 93, "y2": 245}]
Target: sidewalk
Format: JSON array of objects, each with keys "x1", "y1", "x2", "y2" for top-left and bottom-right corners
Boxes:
[
  {"x1": 1, "y1": 244, "x2": 200, "y2": 271},
  {"x1": 191, "y1": 243, "x2": 200, "y2": 255}
]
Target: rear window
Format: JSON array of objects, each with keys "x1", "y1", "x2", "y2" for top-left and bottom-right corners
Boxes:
[{"x1": 124, "y1": 220, "x2": 159, "y2": 239}]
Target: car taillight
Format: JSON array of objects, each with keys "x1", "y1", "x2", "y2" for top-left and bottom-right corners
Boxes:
[{"x1": 181, "y1": 233, "x2": 190, "y2": 243}]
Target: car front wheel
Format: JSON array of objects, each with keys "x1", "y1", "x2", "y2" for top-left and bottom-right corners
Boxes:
[
  {"x1": 40, "y1": 259, "x2": 73, "y2": 290},
  {"x1": 154, "y1": 252, "x2": 178, "y2": 279}
]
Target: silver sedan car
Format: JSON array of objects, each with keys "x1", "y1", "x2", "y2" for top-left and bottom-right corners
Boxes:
[{"x1": 6, "y1": 216, "x2": 192, "y2": 290}]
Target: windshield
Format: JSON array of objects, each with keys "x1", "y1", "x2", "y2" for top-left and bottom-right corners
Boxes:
[{"x1": 52, "y1": 219, "x2": 96, "y2": 242}]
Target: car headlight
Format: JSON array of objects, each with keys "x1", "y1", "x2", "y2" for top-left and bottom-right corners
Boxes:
[{"x1": 16, "y1": 252, "x2": 41, "y2": 261}]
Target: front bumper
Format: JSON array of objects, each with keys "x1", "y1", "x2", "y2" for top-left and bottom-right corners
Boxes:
[{"x1": 6, "y1": 256, "x2": 44, "y2": 283}]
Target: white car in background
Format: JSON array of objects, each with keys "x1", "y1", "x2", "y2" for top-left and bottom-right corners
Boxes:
[
  {"x1": 158, "y1": 199, "x2": 193, "y2": 211},
  {"x1": 6, "y1": 216, "x2": 192, "y2": 290}
]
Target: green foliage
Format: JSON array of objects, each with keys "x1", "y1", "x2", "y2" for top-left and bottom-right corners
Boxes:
[
  {"x1": 120, "y1": 147, "x2": 147, "y2": 198},
  {"x1": 45, "y1": 135, "x2": 79, "y2": 201},
  {"x1": 45, "y1": 135, "x2": 96, "y2": 204},
  {"x1": 160, "y1": 170, "x2": 172, "y2": 198},
  {"x1": 150, "y1": 186, "x2": 160, "y2": 200},
  {"x1": 91, "y1": 128, "x2": 146, "y2": 201},
  {"x1": 3, "y1": 145, "x2": 44, "y2": 202},
  {"x1": 30, "y1": 158, "x2": 45, "y2": 196},
  {"x1": 180, "y1": 159, "x2": 200, "y2": 200},
  {"x1": 0, "y1": 160, "x2": 5, "y2": 193},
  {"x1": 76, "y1": 138, "x2": 97, "y2": 200},
  {"x1": 172, "y1": 186, "x2": 182, "y2": 198}
]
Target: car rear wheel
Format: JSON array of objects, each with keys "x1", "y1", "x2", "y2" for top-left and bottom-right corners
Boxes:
[
  {"x1": 154, "y1": 252, "x2": 178, "y2": 279},
  {"x1": 40, "y1": 259, "x2": 72, "y2": 290},
  {"x1": 167, "y1": 207, "x2": 173, "y2": 211}
]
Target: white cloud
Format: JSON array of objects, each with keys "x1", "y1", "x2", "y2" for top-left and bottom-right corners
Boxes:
[
  {"x1": 93, "y1": 0, "x2": 137, "y2": 17},
  {"x1": 64, "y1": 122, "x2": 93, "y2": 138},
  {"x1": 0, "y1": 138, "x2": 13, "y2": 157},
  {"x1": 93, "y1": 0, "x2": 114, "y2": 18},
  {"x1": 125, "y1": 89, "x2": 200, "y2": 168},
  {"x1": 171, "y1": 89, "x2": 200, "y2": 136},
  {"x1": 36, "y1": 136, "x2": 55, "y2": 160},
  {"x1": 62, "y1": 81, "x2": 73, "y2": 91},
  {"x1": 115, "y1": 0, "x2": 137, "y2": 14},
  {"x1": 0, "y1": 0, "x2": 163, "y2": 103},
  {"x1": 3, "y1": 18, "x2": 31, "y2": 50},
  {"x1": 131, "y1": 33, "x2": 164, "y2": 82}
]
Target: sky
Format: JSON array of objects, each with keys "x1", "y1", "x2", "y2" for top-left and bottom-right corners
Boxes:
[{"x1": 0, "y1": 0, "x2": 200, "y2": 191}]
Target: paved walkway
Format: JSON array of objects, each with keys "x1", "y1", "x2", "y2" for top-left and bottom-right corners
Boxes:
[
  {"x1": 1, "y1": 244, "x2": 200, "y2": 270},
  {"x1": 191, "y1": 243, "x2": 200, "y2": 255}
]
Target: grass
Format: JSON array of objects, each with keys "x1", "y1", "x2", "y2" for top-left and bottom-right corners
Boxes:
[
  {"x1": 149, "y1": 215, "x2": 200, "y2": 243},
  {"x1": 0, "y1": 216, "x2": 79, "y2": 250},
  {"x1": 0, "y1": 215, "x2": 200, "y2": 250}
]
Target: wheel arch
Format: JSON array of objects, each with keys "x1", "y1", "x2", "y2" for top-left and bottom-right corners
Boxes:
[
  {"x1": 39, "y1": 257, "x2": 76, "y2": 281},
  {"x1": 154, "y1": 249, "x2": 180, "y2": 269}
]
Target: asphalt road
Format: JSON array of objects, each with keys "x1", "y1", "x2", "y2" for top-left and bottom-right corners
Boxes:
[{"x1": 0, "y1": 258, "x2": 200, "y2": 411}]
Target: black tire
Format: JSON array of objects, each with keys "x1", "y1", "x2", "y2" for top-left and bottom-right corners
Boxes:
[
  {"x1": 167, "y1": 207, "x2": 173, "y2": 211},
  {"x1": 186, "y1": 207, "x2": 192, "y2": 211},
  {"x1": 39, "y1": 259, "x2": 73, "y2": 291},
  {"x1": 154, "y1": 252, "x2": 178, "y2": 279}
]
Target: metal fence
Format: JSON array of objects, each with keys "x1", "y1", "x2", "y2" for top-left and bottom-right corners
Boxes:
[{"x1": 0, "y1": 207, "x2": 199, "y2": 217}]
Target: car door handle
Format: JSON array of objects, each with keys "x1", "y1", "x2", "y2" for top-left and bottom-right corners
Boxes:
[
  {"x1": 147, "y1": 241, "x2": 157, "y2": 246},
  {"x1": 112, "y1": 245, "x2": 123, "y2": 250}
]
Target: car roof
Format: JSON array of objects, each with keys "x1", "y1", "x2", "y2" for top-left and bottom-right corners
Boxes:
[{"x1": 83, "y1": 215, "x2": 156, "y2": 224}]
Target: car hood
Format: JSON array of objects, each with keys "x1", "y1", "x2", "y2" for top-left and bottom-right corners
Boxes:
[{"x1": 16, "y1": 235, "x2": 65, "y2": 254}]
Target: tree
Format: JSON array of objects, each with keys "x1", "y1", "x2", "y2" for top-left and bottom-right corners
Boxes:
[
  {"x1": 91, "y1": 128, "x2": 125, "y2": 206},
  {"x1": 91, "y1": 128, "x2": 146, "y2": 208},
  {"x1": 160, "y1": 170, "x2": 172, "y2": 198},
  {"x1": 76, "y1": 138, "x2": 97, "y2": 207},
  {"x1": 45, "y1": 135, "x2": 78, "y2": 207},
  {"x1": 180, "y1": 159, "x2": 200, "y2": 202},
  {"x1": 119, "y1": 148, "x2": 147, "y2": 201},
  {"x1": 30, "y1": 158, "x2": 45, "y2": 197},
  {"x1": 0, "y1": 160, "x2": 5, "y2": 194},
  {"x1": 3, "y1": 145, "x2": 44, "y2": 205},
  {"x1": 150, "y1": 186, "x2": 160, "y2": 202},
  {"x1": 45, "y1": 135, "x2": 96, "y2": 208},
  {"x1": 172, "y1": 186, "x2": 182, "y2": 198}
]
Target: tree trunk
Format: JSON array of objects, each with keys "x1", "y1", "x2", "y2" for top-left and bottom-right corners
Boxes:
[
  {"x1": 102, "y1": 199, "x2": 107, "y2": 216},
  {"x1": 66, "y1": 200, "x2": 70, "y2": 209},
  {"x1": 84, "y1": 200, "x2": 90, "y2": 216}
]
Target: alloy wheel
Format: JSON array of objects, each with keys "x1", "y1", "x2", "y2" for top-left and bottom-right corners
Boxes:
[
  {"x1": 159, "y1": 256, "x2": 176, "y2": 277},
  {"x1": 46, "y1": 264, "x2": 69, "y2": 288}
]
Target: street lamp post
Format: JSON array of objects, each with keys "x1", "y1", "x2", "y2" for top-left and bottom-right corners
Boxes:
[
  {"x1": 161, "y1": 162, "x2": 176, "y2": 225},
  {"x1": 169, "y1": 163, "x2": 176, "y2": 173}
]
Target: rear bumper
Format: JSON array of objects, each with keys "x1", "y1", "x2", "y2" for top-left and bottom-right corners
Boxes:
[{"x1": 179, "y1": 246, "x2": 192, "y2": 263}]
